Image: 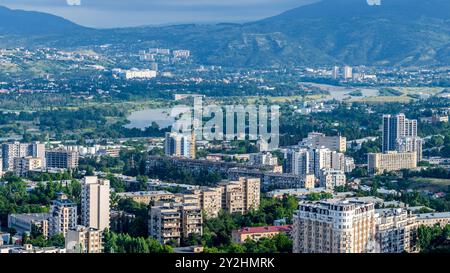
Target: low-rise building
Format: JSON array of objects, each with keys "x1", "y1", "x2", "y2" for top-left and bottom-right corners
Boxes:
[
  {"x1": 65, "y1": 225, "x2": 103, "y2": 253},
  {"x1": 266, "y1": 187, "x2": 332, "y2": 199},
  {"x1": 8, "y1": 213, "x2": 49, "y2": 238},
  {"x1": 116, "y1": 191, "x2": 175, "y2": 205},
  {"x1": 415, "y1": 212, "x2": 450, "y2": 227},
  {"x1": 9, "y1": 244, "x2": 66, "y2": 253},
  {"x1": 232, "y1": 225, "x2": 292, "y2": 244}
]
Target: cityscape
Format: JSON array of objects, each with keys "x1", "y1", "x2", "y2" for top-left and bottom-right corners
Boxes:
[{"x1": 0, "y1": 0, "x2": 450, "y2": 264}]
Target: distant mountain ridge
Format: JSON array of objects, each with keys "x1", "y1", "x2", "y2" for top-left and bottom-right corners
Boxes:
[
  {"x1": 1, "y1": 0, "x2": 450, "y2": 67},
  {"x1": 0, "y1": 6, "x2": 89, "y2": 35}
]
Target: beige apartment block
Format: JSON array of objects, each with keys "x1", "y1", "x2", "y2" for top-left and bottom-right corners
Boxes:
[
  {"x1": 367, "y1": 151, "x2": 417, "y2": 174},
  {"x1": 116, "y1": 191, "x2": 175, "y2": 205},
  {"x1": 293, "y1": 199, "x2": 377, "y2": 253},
  {"x1": 376, "y1": 209, "x2": 418, "y2": 253},
  {"x1": 65, "y1": 225, "x2": 103, "y2": 253},
  {"x1": 149, "y1": 201, "x2": 203, "y2": 246}
]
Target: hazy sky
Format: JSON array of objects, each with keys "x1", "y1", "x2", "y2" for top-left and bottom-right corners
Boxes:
[{"x1": 0, "y1": 0, "x2": 317, "y2": 28}]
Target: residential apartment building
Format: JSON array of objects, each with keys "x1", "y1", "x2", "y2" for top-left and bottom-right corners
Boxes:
[
  {"x1": 219, "y1": 177, "x2": 260, "y2": 215},
  {"x1": 292, "y1": 199, "x2": 377, "y2": 253},
  {"x1": 116, "y1": 191, "x2": 175, "y2": 205},
  {"x1": 319, "y1": 169, "x2": 346, "y2": 190},
  {"x1": 249, "y1": 152, "x2": 278, "y2": 166},
  {"x1": 375, "y1": 209, "x2": 418, "y2": 253},
  {"x1": 367, "y1": 151, "x2": 417, "y2": 174},
  {"x1": 287, "y1": 147, "x2": 346, "y2": 178},
  {"x1": 45, "y1": 149, "x2": 79, "y2": 169},
  {"x1": 232, "y1": 225, "x2": 292, "y2": 244},
  {"x1": 396, "y1": 137, "x2": 423, "y2": 162},
  {"x1": 164, "y1": 131, "x2": 196, "y2": 159},
  {"x1": 2, "y1": 141, "x2": 45, "y2": 171},
  {"x1": 13, "y1": 156, "x2": 43, "y2": 175},
  {"x1": 81, "y1": 176, "x2": 110, "y2": 231},
  {"x1": 149, "y1": 201, "x2": 202, "y2": 245},
  {"x1": 415, "y1": 212, "x2": 450, "y2": 227},
  {"x1": 382, "y1": 114, "x2": 417, "y2": 152},
  {"x1": 8, "y1": 213, "x2": 50, "y2": 238},
  {"x1": 196, "y1": 187, "x2": 223, "y2": 219},
  {"x1": 49, "y1": 193, "x2": 77, "y2": 237},
  {"x1": 300, "y1": 132, "x2": 347, "y2": 152},
  {"x1": 65, "y1": 225, "x2": 103, "y2": 253}
]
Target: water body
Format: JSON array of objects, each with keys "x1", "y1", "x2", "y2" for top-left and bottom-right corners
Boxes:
[
  {"x1": 303, "y1": 82, "x2": 379, "y2": 101},
  {"x1": 125, "y1": 108, "x2": 173, "y2": 130},
  {"x1": 125, "y1": 84, "x2": 379, "y2": 130},
  {"x1": 125, "y1": 106, "x2": 189, "y2": 130}
]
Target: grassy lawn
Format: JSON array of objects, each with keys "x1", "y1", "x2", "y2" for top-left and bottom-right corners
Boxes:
[{"x1": 407, "y1": 177, "x2": 450, "y2": 192}]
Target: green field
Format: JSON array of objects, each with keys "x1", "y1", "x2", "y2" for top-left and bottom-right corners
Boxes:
[{"x1": 407, "y1": 177, "x2": 450, "y2": 192}]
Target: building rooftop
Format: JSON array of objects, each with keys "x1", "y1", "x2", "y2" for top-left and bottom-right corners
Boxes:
[
  {"x1": 266, "y1": 187, "x2": 330, "y2": 196},
  {"x1": 416, "y1": 212, "x2": 450, "y2": 220},
  {"x1": 117, "y1": 190, "x2": 173, "y2": 197},
  {"x1": 234, "y1": 225, "x2": 292, "y2": 235},
  {"x1": 8, "y1": 213, "x2": 50, "y2": 221}
]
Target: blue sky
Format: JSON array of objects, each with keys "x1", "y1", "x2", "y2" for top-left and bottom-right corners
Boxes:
[{"x1": 0, "y1": 0, "x2": 316, "y2": 28}]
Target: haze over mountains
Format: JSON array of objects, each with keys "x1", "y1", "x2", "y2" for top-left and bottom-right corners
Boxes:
[{"x1": 1, "y1": 0, "x2": 450, "y2": 67}]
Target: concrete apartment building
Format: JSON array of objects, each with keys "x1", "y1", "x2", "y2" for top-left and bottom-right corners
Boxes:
[
  {"x1": 287, "y1": 147, "x2": 346, "y2": 178},
  {"x1": 81, "y1": 176, "x2": 110, "y2": 231},
  {"x1": 164, "y1": 131, "x2": 196, "y2": 159},
  {"x1": 195, "y1": 187, "x2": 223, "y2": 219},
  {"x1": 375, "y1": 208, "x2": 418, "y2": 253},
  {"x1": 396, "y1": 136, "x2": 423, "y2": 162},
  {"x1": 300, "y1": 132, "x2": 347, "y2": 152},
  {"x1": 116, "y1": 190, "x2": 175, "y2": 205},
  {"x1": 149, "y1": 201, "x2": 202, "y2": 245},
  {"x1": 382, "y1": 114, "x2": 417, "y2": 153},
  {"x1": 65, "y1": 225, "x2": 103, "y2": 253},
  {"x1": 232, "y1": 225, "x2": 292, "y2": 244},
  {"x1": 49, "y1": 193, "x2": 77, "y2": 237},
  {"x1": 13, "y1": 156, "x2": 43, "y2": 175},
  {"x1": 45, "y1": 149, "x2": 79, "y2": 170},
  {"x1": 367, "y1": 151, "x2": 417, "y2": 174},
  {"x1": 415, "y1": 212, "x2": 450, "y2": 227},
  {"x1": 319, "y1": 168, "x2": 346, "y2": 190},
  {"x1": 292, "y1": 199, "x2": 377, "y2": 253},
  {"x1": 219, "y1": 177, "x2": 260, "y2": 215},
  {"x1": 2, "y1": 141, "x2": 45, "y2": 171},
  {"x1": 8, "y1": 213, "x2": 50, "y2": 238}
]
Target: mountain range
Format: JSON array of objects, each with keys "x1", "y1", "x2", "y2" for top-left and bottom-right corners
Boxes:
[{"x1": 1, "y1": 0, "x2": 450, "y2": 67}]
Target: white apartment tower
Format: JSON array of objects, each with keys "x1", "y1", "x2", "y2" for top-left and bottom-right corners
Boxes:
[
  {"x1": 382, "y1": 114, "x2": 417, "y2": 153},
  {"x1": 293, "y1": 199, "x2": 377, "y2": 253},
  {"x1": 164, "y1": 132, "x2": 196, "y2": 159},
  {"x1": 81, "y1": 176, "x2": 110, "y2": 231}
]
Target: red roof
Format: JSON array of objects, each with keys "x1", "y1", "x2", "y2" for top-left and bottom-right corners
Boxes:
[{"x1": 235, "y1": 225, "x2": 292, "y2": 235}]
